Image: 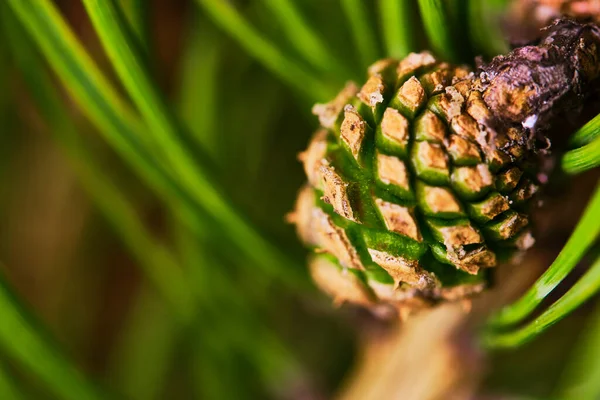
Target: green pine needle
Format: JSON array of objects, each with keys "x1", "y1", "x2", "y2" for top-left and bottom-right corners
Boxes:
[
  {"x1": 557, "y1": 301, "x2": 600, "y2": 399},
  {"x1": 195, "y1": 0, "x2": 333, "y2": 101},
  {"x1": 177, "y1": 14, "x2": 221, "y2": 158},
  {"x1": 109, "y1": 286, "x2": 178, "y2": 400},
  {"x1": 118, "y1": 0, "x2": 150, "y2": 51},
  {"x1": 263, "y1": 0, "x2": 352, "y2": 78},
  {"x1": 2, "y1": 2, "x2": 196, "y2": 320},
  {"x1": 0, "y1": 361, "x2": 21, "y2": 400},
  {"x1": 417, "y1": 0, "x2": 463, "y2": 62},
  {"x1": 569, "y1": 113, "x2": 600, "y2": 148},
  {"x1": 9, "y1": 0, "x2": 307, "y2": 292},
  {"x1": 340, "y1": 0, "x2": 380, "y2": 68},
  {"x1": 0, "y1": 276, "x2": 106, "y2": 400},
  {"x1": 488, "y1": 182, "x2": 600, "y2": 329},
  {"x1": 85, "y1": 0, "x2": 306, "y2": 287},
  {"x1": 563, "y1": 136, "x2": 600, "y2": 175},
  {"x1": 379, "y1": 0, "x2": 418, "y2": 59},
  {"x1": 5, "y1": 0, "x2": 181, "y2": 206},
  {"x1": 468, "y1": 0, "x2": 509, "y2": 57},
  {"x1": 81, "y1": 0, "x2": 246, "y2": 233},
  {"x1": 483, "y1": 253, "x2": 600, "y2": 348}
]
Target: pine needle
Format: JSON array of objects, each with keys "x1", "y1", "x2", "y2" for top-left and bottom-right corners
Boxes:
[
  {"x1": 570, "y1": 113, "x2": 600, "y2": 148},
  {"x1": 488, "y1": 182, "x2": 600, "y2": 329},
  {"x1": 340, "y1": 0, "x2": 380, "y2": 68},
  {"x1": 0, "y1": 361, "x2": 22, "y2": 400},
  {"x1": 263, "y1": 0, "x2": 351, "y2": 78},
  {"x1": 468, "y1": 0, "x2": 509, "y2": 57},
  {"x1": 417, "y1": 0, "x2": 463, "y2": 62},
  {"x1": 379, "y1": 0, "x2": 418, "y2": 59},
  {"x1": 4, "y1": 0, "x2": 196, "y2": 319},
  {"x1": 195, "y1": 0, "x2": 332, "y2": 101},
  {"x1": 483, "y1": 253, "x2": 600, "y2": 348},
  {"x1": 0, "y1": 275, "x2": 106, "y2": 400},
  {"x1": 563, "y1": 136, "x2": 600, "y2": 174},
  {"x1": 557, "y1": 301, "x2": 600, "y2": 399}
]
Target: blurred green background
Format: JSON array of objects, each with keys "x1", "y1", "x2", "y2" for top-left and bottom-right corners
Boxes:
[
  {"x1": 0, "y1": 1, "x2": 363, "y2": 398},
  {"x1": 0, "y1": 0, "x2": 600, "y2": 399}
]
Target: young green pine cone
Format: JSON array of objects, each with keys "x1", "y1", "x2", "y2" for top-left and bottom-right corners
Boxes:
[{"x1": 290, "y1": 20, "x2": 600, "y2": 318}]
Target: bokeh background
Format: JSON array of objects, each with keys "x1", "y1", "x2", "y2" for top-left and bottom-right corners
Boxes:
[{"x1": 0, "y1": 1, "x2": 599, "y2": 399}]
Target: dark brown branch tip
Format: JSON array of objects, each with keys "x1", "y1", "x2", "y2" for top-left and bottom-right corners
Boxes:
[{"x1": 478, "y1": 19, "x2": 600, "y2": 137}]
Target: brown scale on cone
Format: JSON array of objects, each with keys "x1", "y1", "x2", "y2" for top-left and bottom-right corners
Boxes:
[{"x1": 291, "y1": 20, "x2": 600, "y2": 318}]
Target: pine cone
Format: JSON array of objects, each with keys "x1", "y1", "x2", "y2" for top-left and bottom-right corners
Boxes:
[{"x1": 290, "y1": 20, "x2": 600, "y2": 318}]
